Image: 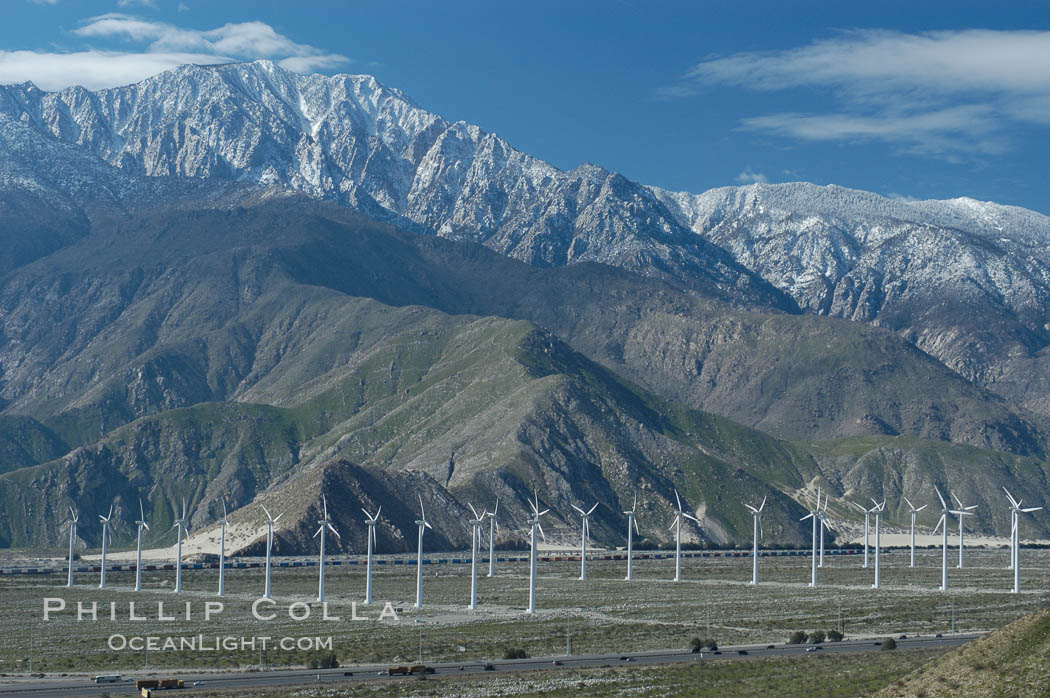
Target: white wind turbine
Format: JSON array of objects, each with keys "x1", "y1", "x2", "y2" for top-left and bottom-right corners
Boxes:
[
  {"x1": 468, "y1": 504, "x2": 486, "y2": 610},
  {"x1": 851, "y1": 500, "x2": 874, "y2": 568},
  {"x1": 571, "y1": 501, "x2": 599, "y2": 581},
  {"x1": 65, "y1": 507, "x2": 79, "y2": 588},
  {"x1": 624, "y1": 493, "x2": 639, "y2": 581},
  {"x1": 669, "y1": 489, "x2": 699, "y2": 582},
  {"x1": 414, "y1": 494, "x2": 432, "y2": 609},
  {"x1": 172, "y1": 499, "x2": 189, "y2": 594},
  {"x1": 261, "y1": 504, "x2": 282, "y2": 599},
  {"x1": 98, "y1": 504, "x2": 113, "y2": 590},
  {"x1": 817, "y1": 495, "x2": 831, "y2": 568},
  {"x1": 800, "y1": 488, "x2": 822, "y2": 587},
  {"x1": 1003, "y1": 487, "x2": 1042, "y2": 594},
  {"x1": 217, "y1": 501, "x2": 229, "y2": 596},
  {"x1": 526, "y1": 491, "x2": 549, "y2": 614},
  {"x1": 134, "y1": 500, "x2": 149, "y2": 592},
  {"x1": 314, "y1": 495, "x2": 340, "y2": 602},
  {"x1": 745, "y1": 496, "x2": 766, "y2": 585},
  {"x1": 362, "y1": 506, "x2": 381, "y2": 604},
  {"x1": 902, "y1": 496, "x2": 927, "y2": 567},
  {"x1": 931, "y1": 487, "x2": 962, "y2": 592},
  {"x1": 485, "y1": 498, "x2": 499, "y2": 577},
  {"x1": 870, "y1": 499, "x2": 886, "y2": 589},
  {"x1": 951, "y1": 493, "x2": 977, "y2": 569}
]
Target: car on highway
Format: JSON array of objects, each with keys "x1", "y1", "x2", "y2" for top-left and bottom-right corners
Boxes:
[
  {"x1": 737, "y1": 650, "x2": 748, "y2": 655},
  {"x1": 552, "y1": 660, "x2": 563, "y2": 666},
  {"x1": 806, "y1": 646, "x2": 821, "y2": 652}
]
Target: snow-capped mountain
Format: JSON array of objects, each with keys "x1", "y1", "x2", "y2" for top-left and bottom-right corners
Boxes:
[
  {"x1": 653, "y1": 182, "x2": 1050, "y2": 413},
  {"x1": 4, "y1": 60, "x2": 1050, "y2": 413},
  {"x1": 0, "y1": 60, "x2": 789, "y2": 310}
]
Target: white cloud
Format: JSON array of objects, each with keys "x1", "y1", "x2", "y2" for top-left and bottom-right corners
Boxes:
[
  {"x1": 0, "y1": 50, "x2": 232, "y2": 91},
  {"x1": 671, "y1": 29, "x2": 1050, "y2": 157},
  {"x1": 0, "y1": 13, "x2": 349, "y2": 91},
  {"x1": 117, "y1": 0, "x2": 158, "y2": 8},
  {"x1": 734, "y1": 169, "x2": 769, "y2": 184}
]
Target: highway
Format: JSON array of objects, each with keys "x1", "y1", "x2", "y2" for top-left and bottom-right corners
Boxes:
[{"x1": 0, "y1": 633, "x2": 979, "y2": 697}]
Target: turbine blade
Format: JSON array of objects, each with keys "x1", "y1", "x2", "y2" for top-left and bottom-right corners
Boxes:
[
  {"x1": 143, "y1": 521, "x2": 150, "y2": 531},
  {"x1": 632, "y1": 492, "x2": 637, "y2": 512},
  {"x1": 633, "y1": 516, "x2": 640, "y2": 535},
  {"x1": 674, "y1": 488, "x2": 682, "y2": 512},
  {"x1": 587, "y1": 502, "x2": 598, "y2": 515},
  {"x1": 934, "y1": 487, "x2": 947, "y2": 510},
  {"x1": 494, "y1": 498, "x2": 499, "y2": 515},
  {"x1": 903, "y1": 495, "x2": 914, "y2": 510},
  {"x1": 916, "y1": 505, "x2": 927, "y2": 512},
  {"x1": 323, "y1": 495, "x2": 329, "y2": 519},
  {"x1": 801, "y1": 513, "x2": 813, "y2": 521},
  {"x1": 1022, "y1": 507, "x2": 1043, "y2": 513},
  {"x1": 951, "y1": 492, "x2": 963, "y2": 508},
  {"x1": 274, "y1": 513, "x2": 282, "y2": 523},
  {"x1": 932, "y1": 516, "x2": 943, "y2": 534},
  {"x1": 538, "y1": 509, "x2": 549, "y2": 517},
  {"x1": 424, "y1": 521, "x2": 432, "y2": 530},
  {"x1": 469, "y1": 503, "x2": 479, "y2": 520},
  {"x1": 222, "y1": 499, "x2": 228, "y2": 519},
  {"x1": 683, "y1": 513, "x2": 700, "y2": 523},
  {"x1": 328, "y1": 523, "x2": 341, "y2": 538},
  {"x1": 261, "y1": 504, "x2": 272, "y2": 521},
  {"x1": 745, "y1": 504, "x2": 758, "y2": 514},
  {"x1": 759, "y1": 496, "x2": 766, "y2": 512},
  {"x1": 668, "y1": 516, "x2": 678, "y2": 531},
  {"x1": 537, "y1": 523, "x2": 546, "y2": 541},
  {"x1": 313, "y1": 526, "x2": 322, "y2": 538},
  {"x1": 571, "y1": 504, "x2": 585, "y2": 516},
  {"x1": 1003, "y1": 486, "x2": 1018, "y2": 507},
  {"x1": 418, "y1": 494, "x2": 425, "y2": 521}
]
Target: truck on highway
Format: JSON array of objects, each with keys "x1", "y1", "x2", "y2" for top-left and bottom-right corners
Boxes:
[
  {"x1": 136, "y1": 677, "x2": 185, "y2": 689},
  {"x1": 386, "y1": 664, "x2": 428, "y2": 676}
]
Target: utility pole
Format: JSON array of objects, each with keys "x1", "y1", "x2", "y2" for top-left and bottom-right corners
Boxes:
[
  {"x1": 837, "y1": 606, "x2": 842, "y2": 635},
  {"x1": 951, "y1": 598, "x2": 956, "y2": 634},
  {"x1": 566, "y1": 619, "x2": 571, "y2": 655},
  {"x1": 706, "y1": 606, "x2": 711, "y2": 642}
]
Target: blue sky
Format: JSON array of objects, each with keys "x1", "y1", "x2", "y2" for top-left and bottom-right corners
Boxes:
[{"x1": 4, "y1": 0, "x2": 1050, "y2": 213}]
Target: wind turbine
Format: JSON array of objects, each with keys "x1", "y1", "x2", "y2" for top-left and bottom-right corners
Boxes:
[
  {"x1": 98, "y1": 504, "x2": 113, "y2": 590},
  {"x1": 261, "y1": 504, "x2": 282, "y2": 599},
  {"x1": 669, "y1": 489, "x2": 699, "y2": 582},
  {"x1": 485, "y1": 498, "x2": 499, "y2": 577},
  {"x1": 624, "y1": 493, "x2": 639, "y2": 581},
  {"x1": 526, "y1": 491, "x2": 549, "y2": 614},
  {"x1": 951, "y1": 493, "x2": 977, "y2": 569},
  {"x1": 902, "y1": 496, "x2": 927, "y2": 567},
  {"x1": 468, "y1": 504, "x2": 486, "y2": 610},
  {"x1": 870, "y1": 499, "x2": 885, "y2": 589},
  {"x1": 362, "y1": 506, "x2": 381, "y2": 604},
  {"x1": 414, "y1": 494, "x2": 432, "y2": 609},
  {"x1": 931, "y1": 487, "x2": 958, "y2": 592},
  {"x1": 1003, "y1": 487, "x2": 1042, "y2": 594},
  {"x1": 851, "y1": 500, "x2": 873, "y2": 568},
  {"x1": 134, "y1": 500, "x2": 149, "y2": 592},
  {"x1": 172, "y1": 499, "x2": 188, "y2": 594},
  {"x1": 571, "y1": 501, "x2": 599, "y2": 581},
  {"x1": 801, "y1": 488, "x2": 822, "y2": 587},
  {"x1": 745, "y1": 496, "x2": 766, "y2": 585},
  {"x1": 65, "y1": 507, "x2": 79, "y2": 588},
  {"x1": 314, "y1": 495, "x2": 340, "y2": 602},
  {"x1": 817, "y1": 495, "x2": 831, "y2": 568},
  {"x1": 217, "y1": 500, "x2": 229, "y2": 596}
]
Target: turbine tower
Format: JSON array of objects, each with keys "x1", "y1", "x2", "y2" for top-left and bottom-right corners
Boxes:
[
  {"x1": 468, "y1": 504, "x2": 486, "y2": 610},
  {"x1": 902, "y1": 496, "x2": 927, "y2": 567},
  {"x1": 870, "y1": 499, "x2": 885, "y2": 589},
  {"x1": 217, "y1": 500, "x2": 229, "y2": 596},
  {"x1": 801, "y1": 488, "x2": 822, "y2": 587},
  {"x1": 485, "y1": 498, "x2": 499, "y2": 578},
  {"x1": 362, "y1": 506, "x2": 381, "y2": 604},
  {"x1": 1003, "y1": 487, "x2": 1042, "y2": 593},
  {"x1": 817, "y1": 495, "x2": 831, "y2": 568},
  {"x1": 624, "y1": 493, "x2": 639, "y2": 581},
  {"x1": 172, "y1": 499, "x2": 188, "y2": 594},
  {"x1": 669, "y1": 489, "x2": 699, "y2": 582},
  {"x1": 745, "y1": 496, "x2": 766, "y2": 585},
  {"x1": 261, "y1": 504, "x2": 282, "y2": 599},
  {"x1": 98, "y1": 504, "x2": 113, "y2": 590},
  {"x1": 526, "y1": 492, "x2": 549, "y2": 614},
  {"x1": 951, "y1": 493, "x2": 977, "y2": 568},
  {"x1": 134, "y1": 500, "x2": 149, "y2": 592},
  {"x1": 852, "y1": 501, "x2": 874, "y2": 568},
  {"x1": 571, "y1": 501, "x2": 598, "y2": 581},
  {"x1": 314, "y1": 495, "x2": 340, "y2": 602},
  {"x1": 414, "y1": 494, "x2": 432, "y2": 609},
  {"x1": 65, "y1": 507, "x2": 79, "y2": 588}
]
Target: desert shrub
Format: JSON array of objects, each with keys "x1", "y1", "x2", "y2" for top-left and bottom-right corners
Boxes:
[
  {"x1": 787, "y1": 630, "x2": 808, "y2": 645},
  {"x1": 809, "y1": 630, "x2": 826, "y2": 644},
  {"x1": 307, "y1": 651, "x2": 339, "y2": 669},
  {"x1": 826, "y1": 629, "x2": 844, "y2": 642},
  {"x1": 503, "y1": 647, "x2": 528, "y2": 660},
  {"x1": 881, "y1": 638, "x2": 897, "y2": 651}
]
